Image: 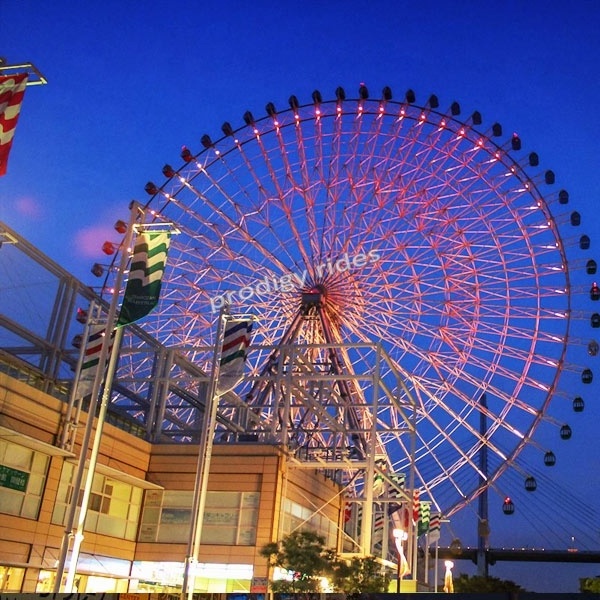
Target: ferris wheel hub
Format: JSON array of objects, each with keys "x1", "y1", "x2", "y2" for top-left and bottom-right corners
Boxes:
[{"x1": 301, "y1": 287, "x2": 325, "y2": 314}]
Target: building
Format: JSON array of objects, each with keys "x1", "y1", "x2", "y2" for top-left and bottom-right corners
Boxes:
[
  {"x1": 0, "y1": 221, "x2": 410, "y2": 594},
  {"x1": 0, "y1": 369, "x2": 342, "y2": 593}
]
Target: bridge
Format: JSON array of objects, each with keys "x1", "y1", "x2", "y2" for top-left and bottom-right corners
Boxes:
[{"x1": 433, "y1": 546, "x2": 600, "y2": 564}]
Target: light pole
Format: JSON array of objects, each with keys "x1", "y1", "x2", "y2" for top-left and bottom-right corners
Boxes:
[
  {"x1": 443, "y1": 560, "x2": 454, "y2": 593},
  {"x1": 393, "y1": 528, "x2": 408, "y2": 593}
]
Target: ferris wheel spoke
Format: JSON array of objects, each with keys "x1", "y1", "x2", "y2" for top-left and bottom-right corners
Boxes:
[
  {"x1": 211, "y1": 154, "x2": 307, "y2": 274},
  {"x1": 371, "y1": 319, "x2": 546, "y2": 449},
  {"x1": 271, "y1": 122, "x2": 323, "y2": 265},
  {"x1": 383, "y1": 423, "x2": 469, "y2": 507},
  {"x1": 247, "y1": 129, "x2": 318, "y2": 270},
  {"x1": 156, "y1": 175, "x2": 293, "y2": 279}
]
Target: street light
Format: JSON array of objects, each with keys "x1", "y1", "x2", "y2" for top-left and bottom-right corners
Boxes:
[
  {"x1": 393, "y1": 528, "x2": 409, "y2": 593},
  {"x1": 443, "y1": 560, "x2": 454, "y2": 593}
]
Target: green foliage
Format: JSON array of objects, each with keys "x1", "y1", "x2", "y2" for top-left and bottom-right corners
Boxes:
[
  {"x1": 580, "y1": 576, "x2": 600, "y2": 593},
  {"x1": 453, "y1": 573, "x2": 526, "y2": 593},
  {"x1": 260, "y1": 531, "x2": 389, "y2": 594},
  {"x1": 259, "y1": 530, "x2": 333, "y2": 593},
  {"x1": 331, "y1": 555, "x2": 390, "y2": 594}
]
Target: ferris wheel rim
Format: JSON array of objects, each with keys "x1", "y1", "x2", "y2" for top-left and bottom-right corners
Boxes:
[{"x1": 102, "y1": 85, "x2": 585, "y2": 517}]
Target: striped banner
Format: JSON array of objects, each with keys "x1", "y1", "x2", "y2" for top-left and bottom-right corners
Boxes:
[
  {"x1": 418, "y1": 501, "x2": 431, "y2": 536},
  {"x1": 373, "y1": 457, "x2": 387, "y2": 497},
  {"x1": 372, "y1": 503, "x2": 385, "y2": 543},
  {"x1": 412, "y1": 488, "x2": 420, "y2": 524},
  {"x1": 0, "y1": 73, "x2": 28, "y2": 176},
  {"x1": 343, "y1": 501, "x2": 352, "y2": 523},
  {"x1": 349, "y1": 502, "x2": 363, "y2": 538},
  {"x1": 388, "y1": 472, "x2": 405, "y2": 515},
  {"x1": 216, "y1": 318, "x2": 253, "y2": 394},
  {"x1": 428, "y1": 510, "x2": 441, "y2": 544},
  {"x1": 76, "y1": 324, "x2": 115, "y2": 398},
  {"x1": 117, "y1": 231, "x2": 171, "y2": 326},
  {"x1": 389, "y1": 472, "x2": 406, "y2": 496}
]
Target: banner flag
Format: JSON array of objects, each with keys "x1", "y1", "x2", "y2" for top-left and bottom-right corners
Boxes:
[
  {"x1": 412, "y1": 488, "x2": 420, "y2": 524},
  {"x1": 428, "y1": 510, "x2": 441, "y2": 544},
  {"x1": 343, "y1": 502, "x2": 353, "y2": 523},
  {"x1": 0, "y1": 73, "x2": 28, "y2": 176},
  {"x1": 355, "y1": 502, "x2": 363, "y2": 537},
  {"x1": 418, "y1": 501, "x2": 431, "y2": 536},
  {"x1": 76, "y1": 325, "x2": 115, "y2": 398},
  {"x1": 117, "y1": 230, "x2": 171, "y2": 326},
  {"x1": 388, "y1": 472, "x2": 406, "y2": 515},
  {"x1": 372, "y1": 503, "x2": 385, "y2": 544},
  {"x1": 373, "y1": 457, "x2": 387, "y2": 497},
  {"x1": 216, "y1": 318, "x2": 254, "y2": 394},
  {"x1": 390, "y1": 472, "x2": 406, "y2": 491}
]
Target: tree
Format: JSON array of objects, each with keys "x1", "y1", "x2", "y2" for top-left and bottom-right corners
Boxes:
[
  {"x1": 261, "y1": 532, "x2": 391, "y2": 594},
  {"x1": 580, "y1": 576, "x2": 600, "y2": 593},
  {"x1": 260, "y1": 530, "x2": 335, "y2": 593},
  {"x1": 453, "y1": 573, "x2": 526, "y2": 593},
  {"x1": 331, "y1": 555, "x2": 390, "y2": 594}
]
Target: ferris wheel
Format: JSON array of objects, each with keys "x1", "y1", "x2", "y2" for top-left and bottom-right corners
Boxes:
[{"x1": 102, "y1": 85, "x2": 596, "y2": 519}]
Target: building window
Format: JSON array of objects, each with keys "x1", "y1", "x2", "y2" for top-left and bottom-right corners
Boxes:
[
  {"x1": 0, "y1": 566, "x2": 25, "y2": 592},
  {"x1": 52, "y1": 463, "x2": 143, "y2": 540},
  {"x1": 0, "y1": 439, "x2": 49, "y2": 519},
  {"x1": 130, "y1": 561, "x2": 253, "y2": 594},
  {"x1": 139, "y1": 490, "x2": 259, "y2": 545},
  {"x1": 281, "y1": 498, "x2": 337, "y2": 547}
]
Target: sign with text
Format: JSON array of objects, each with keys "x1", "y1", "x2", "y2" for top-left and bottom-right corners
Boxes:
[{"x1": 0, "y1": 464, "x2": 29, "y2": 492}]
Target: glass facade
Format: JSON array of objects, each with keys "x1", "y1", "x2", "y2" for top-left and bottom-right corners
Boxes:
[
  {"x1": 281, "y1": 498, "x2": 337, "y2": 547},
  {"x1": 0, "y1": 566, "x2": 25, "y2": 592},
  {"x1": 130, "y1": 561, "x2": 253, "y2": 594},
  {"x1": 139, "y1": 489, "x2": 260, "y2": 545},
  {"x1": 0, "y1": 439, "x2": 49, "y2": 519},
  {"x1": 52, "y1": 462, "x2": 143, "y2": 540}
]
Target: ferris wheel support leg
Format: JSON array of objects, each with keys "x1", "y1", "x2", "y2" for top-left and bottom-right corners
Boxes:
[
  {"x1": 244, "y1": 311, "x2": 304, "y2": 414},
  {"x1": 361, "y1": 415, "x2": 376, "y2": 555},
  {"x1": 316, "y1": 305, "x2": 368, "y2": 456}
]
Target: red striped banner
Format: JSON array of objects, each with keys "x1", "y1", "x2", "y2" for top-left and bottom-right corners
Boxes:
[{"x1": 0, "y1": 73, "x2": 28, "y2": 176}]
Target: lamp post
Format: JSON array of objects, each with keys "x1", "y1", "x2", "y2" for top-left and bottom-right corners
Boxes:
[
  {"x1": 393, "y1": 528, "x2": 408, "y2": 593},
  {"x1": 443, "y1": 560, "x2": 454, "y2": 593}
]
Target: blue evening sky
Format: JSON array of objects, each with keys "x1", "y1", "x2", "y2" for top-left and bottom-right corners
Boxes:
[{"x1": 1, "y1": 0, "x2": 599, "y2": 592}]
